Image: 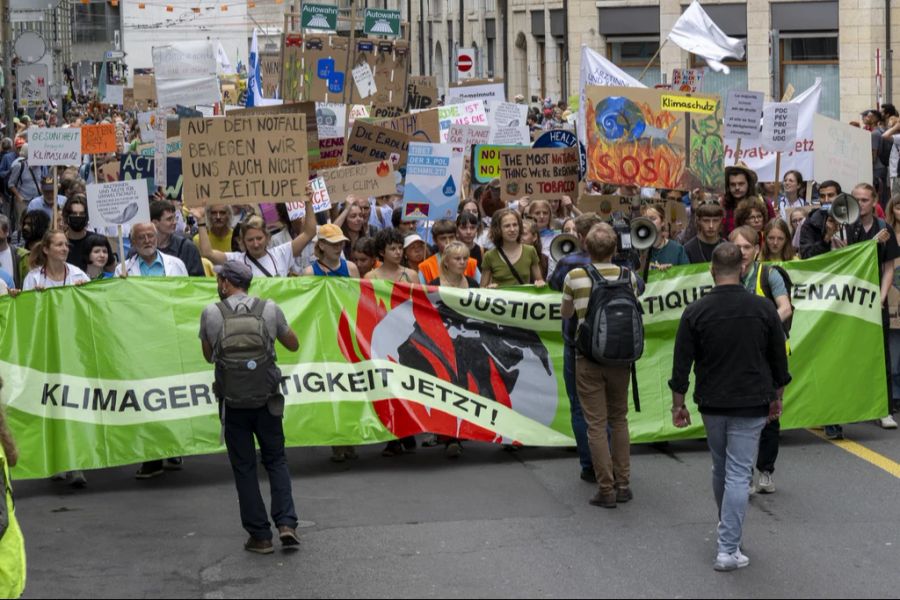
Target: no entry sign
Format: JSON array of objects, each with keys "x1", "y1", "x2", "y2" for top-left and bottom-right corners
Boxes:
[{"x1": 457, "y1": 48, "x2": 474, "y2": 78}]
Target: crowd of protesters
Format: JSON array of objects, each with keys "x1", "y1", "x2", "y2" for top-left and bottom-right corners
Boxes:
[{"x1": 0, "y1": 98, "x2": 897, "y2": 497}]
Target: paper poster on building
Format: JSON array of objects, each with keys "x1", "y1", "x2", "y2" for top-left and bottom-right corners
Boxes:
[
  {"x1": 180, "y1": 113, "x2": 309, "y2": 206},
  {"x1": 584, "y1": 86, "x2": 724, "y2": 191},
  {"x1": 315, "y1": 102, "x2": 348, "y2": 139},
  {"x1": 499, "y1": 147, "x2": 580, "y2": 202},
  {"x1": 345, "y1": 120, "x2": 409, "y2": 167},
  {"x1": 29, "y1": 128, "x2": 82, "y2": 166},
  {"x1": 86, "y1": 180, "x2": 151, "y2": 228},
  {"x1": 402, "y1": 143, "x2": 464, "y2": 221},
  {"x1": 723, "y1": 90, "x2": 764, "y2": 140},
  {"x1": 437, "y1": 101, "x2": 488, "y2": 143},
  {"x1": 319, "y1": 161, "x2": 397, "y2": 200},
  {"x1": 813, "y1": 114, "x2": 873, "y2": 193},
  {"x1": 16, "y1": 63, "x2": 48, "y2": 106},
  {"x1": 761, "y1": 103, "x2": 800, "y2": 153},
  {"x1": 446, "y1": 79, "x2": 505, "y2": 105}
]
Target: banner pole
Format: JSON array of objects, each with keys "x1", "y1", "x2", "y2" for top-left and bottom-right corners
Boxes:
[
  {"x1": 52, "y1": 171, "x2": 58, "y2": 230},
  {"x1": 92, "y1": 154, "x2": 99, "y2": 183},
  {"x1": 774, "y1": 151, "x2": 783, "y2": 207},
  {"x1": 118, "y1": 225, "x2": 127, "y2": 279},
  {"x1": 638, "y1": 39, "x2": 668, "y2": 82},
  {"x1": 733, "y1": 138, "x2": 742, "y2": 166}
]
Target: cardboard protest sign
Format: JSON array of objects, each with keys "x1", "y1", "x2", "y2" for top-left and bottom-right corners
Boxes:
[
  {"x1": 585, "y1": 86, "x2": 724, "y2": 191},
  {"x1": 448, "y1": 124, "x2": 491, "y2": 150},
  {"x1": 97, "y1": 159, "x2": 120, "y2": 183},
  {"x1": 260, "y1": 51, "x2": 282, "y2": 97},
  {"x1": 348, "y1": 38, "x2": 410, "y2": 108},
  {"x1": 86, "y1": 180, "x2": 151, "y2": 228},
  {"x1": 229, "y1": 102, "x2": 320, "y2": 171},
  {"x1": 576, "y1": 193, "x2": 646, "y2": 220},
  {"x1": 761, "y1": 103, "x2": 800, "y2": 153},
  {"x1": 446, "y1": 79, "x2": 505, "y2": 105},
  {"x1": 221, "y1": 83, "x2": 239, "y2": 106},
  {"x1": 28, "y1": 128, "x2": 82, "y2": 166},
  {"x1": 376, "y1": 109, "x2": 441, "y2": 143},
  {"x1": 119, "y1": 154, "x2": 183, "y2": 199},
  {"x1": 180, "y1": 113, "x2": 309, "y2": 206},
  {"x1": 498, "y1": 147, "x2": 580, "y2": 202},
  {"x1": 724, "y1": 91, "x2": 763, "y2": 140},
  {"x1": 471, "y1": 144, "x2": 520, "y2": 184},
  {"x1": 402, "y1": 143, "x2": 464, "y2": 221},
  {"x1": 319, "y1": 161, "x2": 397, "y2": 200},
  {"x1": 889, "y1": 285, "x2": 900, "y2": 329},
  {"x1": 81, "y1": 123, "x2": 117, "y2": 155},
  {"x1": 813, "y1": 114, "x2": 872, "y2": 192},
  {"x1": 345, "y1": 120, "x2": 409, "y2": 167},
  {"x1": 370, "y1": 105, "x2": 405, "y2": 119},
  {"x1": 282, "y1": 33, "x2": 350, "y2": 103},
  {"x1": 313, "y1": 137, "x2": 345, "y2": 173},
  {"x1": 348, "y1": 104, "x2": 370, "y2": 126},
  {"x1": 438, "y1": 101, "x2": 488, "y2": 143},
  {"x1": 672, "y1": 69, "x2": 705, "y2": 93},
  {"x1": 134, "y1": 74, "x2": 157, "y2": 103},
  {"x1": 286, "y1": 201, "x2": 307, "y2": 221},
  {"x1": 407, "y1": 76, "x2": 438, "y2": 111}
]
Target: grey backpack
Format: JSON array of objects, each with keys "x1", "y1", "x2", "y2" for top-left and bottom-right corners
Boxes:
[{"x1": 213, "y1": 298, "x2": 280, "y2": 409}]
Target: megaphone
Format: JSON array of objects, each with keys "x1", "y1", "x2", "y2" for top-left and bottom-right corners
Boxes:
[
  {"x1": 829, "y1": 193, "x2": 860, "y2": 225},
  {"x1": 630, "y1": 217, "x2": 658, "y2": 250},
  {"x1": 550, "y1": 233, "x2": 580, "y2": 262}
]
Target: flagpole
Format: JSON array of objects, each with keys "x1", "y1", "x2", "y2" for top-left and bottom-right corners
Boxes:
[{"x1": 638, "y1": 38, "x2": 669, "y2": 82}]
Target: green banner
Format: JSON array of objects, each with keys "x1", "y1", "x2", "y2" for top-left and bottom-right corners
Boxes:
[{"x1": 0, "y1": 242, "x2": 886, "y2": 479}]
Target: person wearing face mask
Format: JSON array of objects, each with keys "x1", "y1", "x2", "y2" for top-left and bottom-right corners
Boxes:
[{"x1": 62, "y1": 195, "x2": 92, "y2": 270}]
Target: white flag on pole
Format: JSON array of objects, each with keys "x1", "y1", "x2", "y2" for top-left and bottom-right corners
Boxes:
[
  {"x1": 577, "y1": 45, "x2": 646, "y2": 147},
  {"x1": 668, "y1": 1, "x2": 745, "y2": 74},
  {"x1": 216, "y1": 43, "x2": 235, "y2": 75}
]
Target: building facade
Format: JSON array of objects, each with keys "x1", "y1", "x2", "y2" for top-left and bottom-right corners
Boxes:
[{"x1": 411, "y1": 0, "x2": 893, "y2": 122}]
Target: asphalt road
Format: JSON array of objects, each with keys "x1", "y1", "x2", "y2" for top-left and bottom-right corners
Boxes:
[{"x1": 13, "y1": 422, "x2": 900, "y2": 598}]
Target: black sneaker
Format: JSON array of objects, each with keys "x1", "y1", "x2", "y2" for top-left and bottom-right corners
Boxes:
[
  {"x1": 580, "y1": 469, "x2": 597, "y2": 483},
  {"x1": 164, "y1": 457, "x2": 183, "y2": 471},
  {"x1": 589, "y1": 491, "x2": 617, "y2": 509},
  {"x1": 135, "y1": 463, "x2": 164, "y2": 479},
  {"x1": 616, "y1": 487, "x2": 634, "y2": 503},
  {"x1": 824, "y1": 425, "x2": 844, "y2": 440}
]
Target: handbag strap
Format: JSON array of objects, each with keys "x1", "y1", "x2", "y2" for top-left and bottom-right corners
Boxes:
[{"x1": 497, "y1": 246, "x2": 526, "y2": 285}]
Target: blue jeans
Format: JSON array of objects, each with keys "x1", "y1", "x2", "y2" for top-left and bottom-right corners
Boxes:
[
  {"x1": 702, "y1": 414, "x2": 767, "y2": 555},
  {"x1": 563, "y1": 344, "x2": 593, "y2": 471},
  {"x1": 223, "y1": 405, "x2": 298, "y2": 541}
]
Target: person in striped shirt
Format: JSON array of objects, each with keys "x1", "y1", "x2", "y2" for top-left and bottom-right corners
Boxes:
[{"x1": 560, "y1": 223, "x2": 641, "y2": 509}]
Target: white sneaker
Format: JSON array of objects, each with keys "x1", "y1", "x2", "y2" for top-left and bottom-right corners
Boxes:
[
  {"x1": 69, "y1": 470, "x2": 87, "y2": 488},
  {"x1": 880, "y1": 415, "x2": 898, "y2": 429},
  {"x1": 757, "y1": 471, "x2": 775, "y2": 494},
  {"x1": 714, "y1": 550, "x2": 750, "y2": 571}
]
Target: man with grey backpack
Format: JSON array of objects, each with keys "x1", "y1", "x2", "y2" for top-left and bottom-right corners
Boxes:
[
  {"x1": 560, "y1": 223, "x2": 644, "y2": 509},
  {"x1": 199, "y1": 261, "x2": 301, "y2": 554}
]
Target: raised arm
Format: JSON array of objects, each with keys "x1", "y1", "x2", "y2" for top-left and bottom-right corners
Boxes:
[{"x1": 290, "y1": 198, "x2": 316, "y2": 258}]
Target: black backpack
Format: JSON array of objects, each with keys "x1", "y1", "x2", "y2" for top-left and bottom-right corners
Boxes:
[
  {"x1": 575, "y1": 265, "x2": 644, "y2": 366},
  {"x1": 212, "y1": 298, "x2": 281, "y2": 409},
  {"x1": 759, "y1": 264, "x2": 794, "y2": 335}
]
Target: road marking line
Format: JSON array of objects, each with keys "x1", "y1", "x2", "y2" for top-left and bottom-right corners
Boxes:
[{"x1": 808, "y1": 429, "x2": 900, "y2": 479}]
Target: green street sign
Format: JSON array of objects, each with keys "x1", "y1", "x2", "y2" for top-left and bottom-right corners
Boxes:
[
  {"x1": 363, "y1": 8, "x2": 401, "y2": 37},
  {"x1": 301, "y1": 3, "x2": 338, "y2": 31}
]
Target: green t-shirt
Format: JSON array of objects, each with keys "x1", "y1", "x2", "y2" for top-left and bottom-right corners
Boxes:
[{"x1": 482, "y1": 244, "x2": 539, "y2": 287}]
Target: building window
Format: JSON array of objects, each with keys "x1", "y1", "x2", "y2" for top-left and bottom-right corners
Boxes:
[
  {"x1": 689, "y1": 42, "x2": 747, "y2": 98},
  {"x1": 781, "y1": 33, "x2": 839, "y2": 117},
  {"x1": 607, "y1": 39, "x2": 661, "y2": 86}
]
